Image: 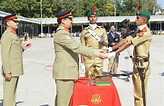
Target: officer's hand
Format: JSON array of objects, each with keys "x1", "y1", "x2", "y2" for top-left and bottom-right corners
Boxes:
[
  {"x1": 100, "y1": 41, "x2": 108, "y2": 46},
  {"x1": 23, "y1": 42, "x2": 32, "y2": 50},
  {"x1": 107, "y1": 47, "x2": 113, "y2": 52},
  {"x1": 80, "y1": 63, "x2": 85, "y2": 72},
  {"x1": 98, "y1": 51, "x2": 108, "y2": 59},
  {"x1": 111, "y1": 42, "x2": 116, "y2": 46},
  {"x1": 103, "y1": 47, "x2": 113, "y2": 52},
  {"x1": 5, "y1": 73, "x2": 12, "y2": 81},
  {"x1": 108, "y1": 52, "x2": 116, "y2": 58}
]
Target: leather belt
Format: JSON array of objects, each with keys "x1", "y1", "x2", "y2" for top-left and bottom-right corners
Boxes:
[{"x1": 134, "y1": 57, "x2": 149, "y2": 62}]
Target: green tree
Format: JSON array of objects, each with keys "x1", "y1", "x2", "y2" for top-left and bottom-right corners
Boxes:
[
  {"x1": 0, "y1": 0, "x2": 158, "y2": 18},
  {"x1": 0, "y1": 0, "x2": 39, "y2": 17}
]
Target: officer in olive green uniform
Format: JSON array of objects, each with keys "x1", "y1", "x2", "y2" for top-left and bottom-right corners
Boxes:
[
  {"x1": 80, "y1": 11, "x2": 108, "y2": 76},
  {"x1": 53, "y1": 10, "x2": 107, "y2": 106},
  {"x1": 108, "y1": 10, "x2": 152, "y2": 106},
  {"x1": 1, "y1": 14, "x2": 32, "y2": 106}
]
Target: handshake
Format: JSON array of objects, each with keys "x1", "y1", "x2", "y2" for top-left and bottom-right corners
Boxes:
[
  {"x1": 81, "y1": 47, "x2": 116, "y2": 72},
  {"x1": 98, "y1": 47, "x2": 116, "y2": 59}
]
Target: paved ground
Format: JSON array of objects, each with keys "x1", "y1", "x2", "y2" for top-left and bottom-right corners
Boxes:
[{"x1": 0, "y1": 35, "x2": 164, "y2": 106}]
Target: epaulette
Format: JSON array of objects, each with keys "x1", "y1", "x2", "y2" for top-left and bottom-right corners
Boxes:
[
  {"x1": 82, "y1": 27, "x2": 89, "y2": 31},
  {"x1": 81, "y1": 27, "x2": 89, "y2": 35},
  {"x1": 138, "y1": 27, "x2": 147, "y2": 37},
  {"x1": 141, "y1": 27, "x2": 147, "y2": 32},
  {"x1": 56, "y1": 29, "x2": 63, "y2": 32},
  {"x1": 97, "y1": 26, "x2": 103, "y2": 29}
]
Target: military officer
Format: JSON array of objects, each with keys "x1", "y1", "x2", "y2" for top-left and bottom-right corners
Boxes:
[
  {"x1": 80, "y1": 11, "x2": 108, "y2": 77},
  {"x1": 52, "y1": 10, "x2": 108, "y2": 106},
  {"x1": 1, "y1": 14, "x2": 32, "y2": 106},
  {"x1": 108, "y1": 10, "x2": 152, "y2": 106}
]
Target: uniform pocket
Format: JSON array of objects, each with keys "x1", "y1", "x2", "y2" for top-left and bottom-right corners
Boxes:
[
  {"x1": 11, "y1": 39, "x2": 21, "y2": 51},
  {"x1": 66, "y1": 63, "x2": 78, "y2": 68},
  {"x1": 13, "y1": 40, "x2": 21, "y2": 45}
]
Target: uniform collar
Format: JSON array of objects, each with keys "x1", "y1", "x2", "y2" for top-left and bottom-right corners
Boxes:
[
  {"x1": 89, "y1": 23, "x2": 98, "y2": 30},
  {"x1": 58, "y1": 25, "x2": 70, "y2": 32},
  {"x1": 7, "y1": 27, "x2": 16, "y2": 34},
  {"x1": 137, "y1": 24, "x2": 147, "y2": 32}
]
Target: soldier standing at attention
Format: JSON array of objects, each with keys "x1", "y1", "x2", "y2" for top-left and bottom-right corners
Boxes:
[
  {"x1": 52, "y1": 10, "x2": 108, "y2": 106},
  {"x1": 80, "y1": 9, "x2": 108, "y2": 77},
  {"x1": 108, "y1": 10, "x2": 152, "y2": 106},
  {"x1": 1, "y1": 14, "x2": 32, "y2": 106}
]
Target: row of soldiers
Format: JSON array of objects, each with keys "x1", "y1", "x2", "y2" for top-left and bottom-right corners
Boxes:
[{"x1": 1, "y1": 9, "x2": 151, "y2": 106}]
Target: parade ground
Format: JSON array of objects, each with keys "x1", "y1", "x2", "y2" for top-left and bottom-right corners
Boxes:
[{"x1": 0, "y1": 35, "x2": 164, "y2": 106}]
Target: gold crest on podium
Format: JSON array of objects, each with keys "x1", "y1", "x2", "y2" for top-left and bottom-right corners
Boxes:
[{"x1": 91, "y1": 93, "x2": 102, "y2": 104}]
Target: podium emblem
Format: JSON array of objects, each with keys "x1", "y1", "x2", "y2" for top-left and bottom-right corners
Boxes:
[{"x1": 91, "y1": 93, "x2": 102, "y2": 104}]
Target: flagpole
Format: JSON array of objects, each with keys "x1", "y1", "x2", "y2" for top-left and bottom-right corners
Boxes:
[{"x1": 40, "y1": 0, "x2": 43, "y2": 35}]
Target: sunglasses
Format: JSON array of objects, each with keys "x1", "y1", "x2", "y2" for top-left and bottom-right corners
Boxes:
[
  {"x1": 11, "y1": 19, "x2": 19, "y2": 23},
  {"x1": 136, "y1": 16, "x2": 140, "y2": 20},
  {"x1": 67, "y1": 17, "x2": 72, "y2": 21}
]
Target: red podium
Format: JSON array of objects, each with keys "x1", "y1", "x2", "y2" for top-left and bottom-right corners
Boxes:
[{"x1": 70, "y1": 76, "x2": 121, "y2": 106}]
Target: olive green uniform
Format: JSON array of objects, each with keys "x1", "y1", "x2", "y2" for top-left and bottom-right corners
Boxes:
[
  {"x1": 80, "y1": 26, "x2": 108, "y2": 76},
  {"x1": 53, "y1": 26, "x2": 99, "y2": 106},
  {"x1": 1, "y1": 28, "x2": 24, "y2": 106},
  {"x1": 126, "y1": 24, "x2": 152, "y2": 106}
]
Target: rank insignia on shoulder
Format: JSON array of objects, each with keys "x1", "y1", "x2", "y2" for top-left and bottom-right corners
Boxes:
[
  {"x1": 142, "y1": 27, "x2": 147, "y2": 32},
  {"x1": 138, "y1": 27, "x2": 147, "y2": 37},
  {"x1": 56, "y1": 29, "x2": 63, "y2": 32},
  {"x1": 83, "y1": 27, "x2": 89, "y2": 30},
  {"x1": 97, "y1": 26, "x2": 102, "y2": 29},
  {"x1": 139, "y1": 27, "x2": 147, "y2": 37}
]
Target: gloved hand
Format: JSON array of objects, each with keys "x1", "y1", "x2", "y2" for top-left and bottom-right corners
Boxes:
[
  {"x1": 108, "y1": 52, "x2": 116, "y2": 58},
  {"x1": 107, "y1": 47, "x2": 112, "y2": 52},
  {"x1": 103, "y1": 47, "x2": 113, "y2": 52},
  {"x1": 80, "y1": 63, "x2": 85, "y2": 72}
]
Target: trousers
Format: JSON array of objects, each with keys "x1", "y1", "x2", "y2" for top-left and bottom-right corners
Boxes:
[
  {"x1": 3, "y1": 77, "x2": 19, "y2": 106},
  {"x1": 55, "y1": 80, "x2": 74, "y2": 106}
]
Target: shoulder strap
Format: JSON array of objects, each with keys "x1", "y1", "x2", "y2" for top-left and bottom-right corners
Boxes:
[
  {"x1": 56, "y1": 29, "x2": 63, "y2": 32},
  {"x1": 87, "y1": 29, "x2": 102, "y2": 42}
]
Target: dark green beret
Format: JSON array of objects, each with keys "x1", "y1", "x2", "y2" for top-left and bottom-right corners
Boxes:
[
  {"x1": 136, "y1": 10, "x2": 150, "y2": 20},
  {"x1": 87, "y1": 11, "x2": 96, "y2": 17}
]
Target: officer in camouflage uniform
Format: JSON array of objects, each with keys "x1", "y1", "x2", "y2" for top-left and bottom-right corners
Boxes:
[
  {"x1": 80, "y1": 11, "x2": 108, "y2": 77},
  {"x1": 108, "y1": 10, "x2": 152, "y2": 106}
]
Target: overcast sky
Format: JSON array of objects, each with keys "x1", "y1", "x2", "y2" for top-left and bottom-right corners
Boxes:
[{"x1": 157, "y1": 0, "x2": 164, "y2": 8}]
